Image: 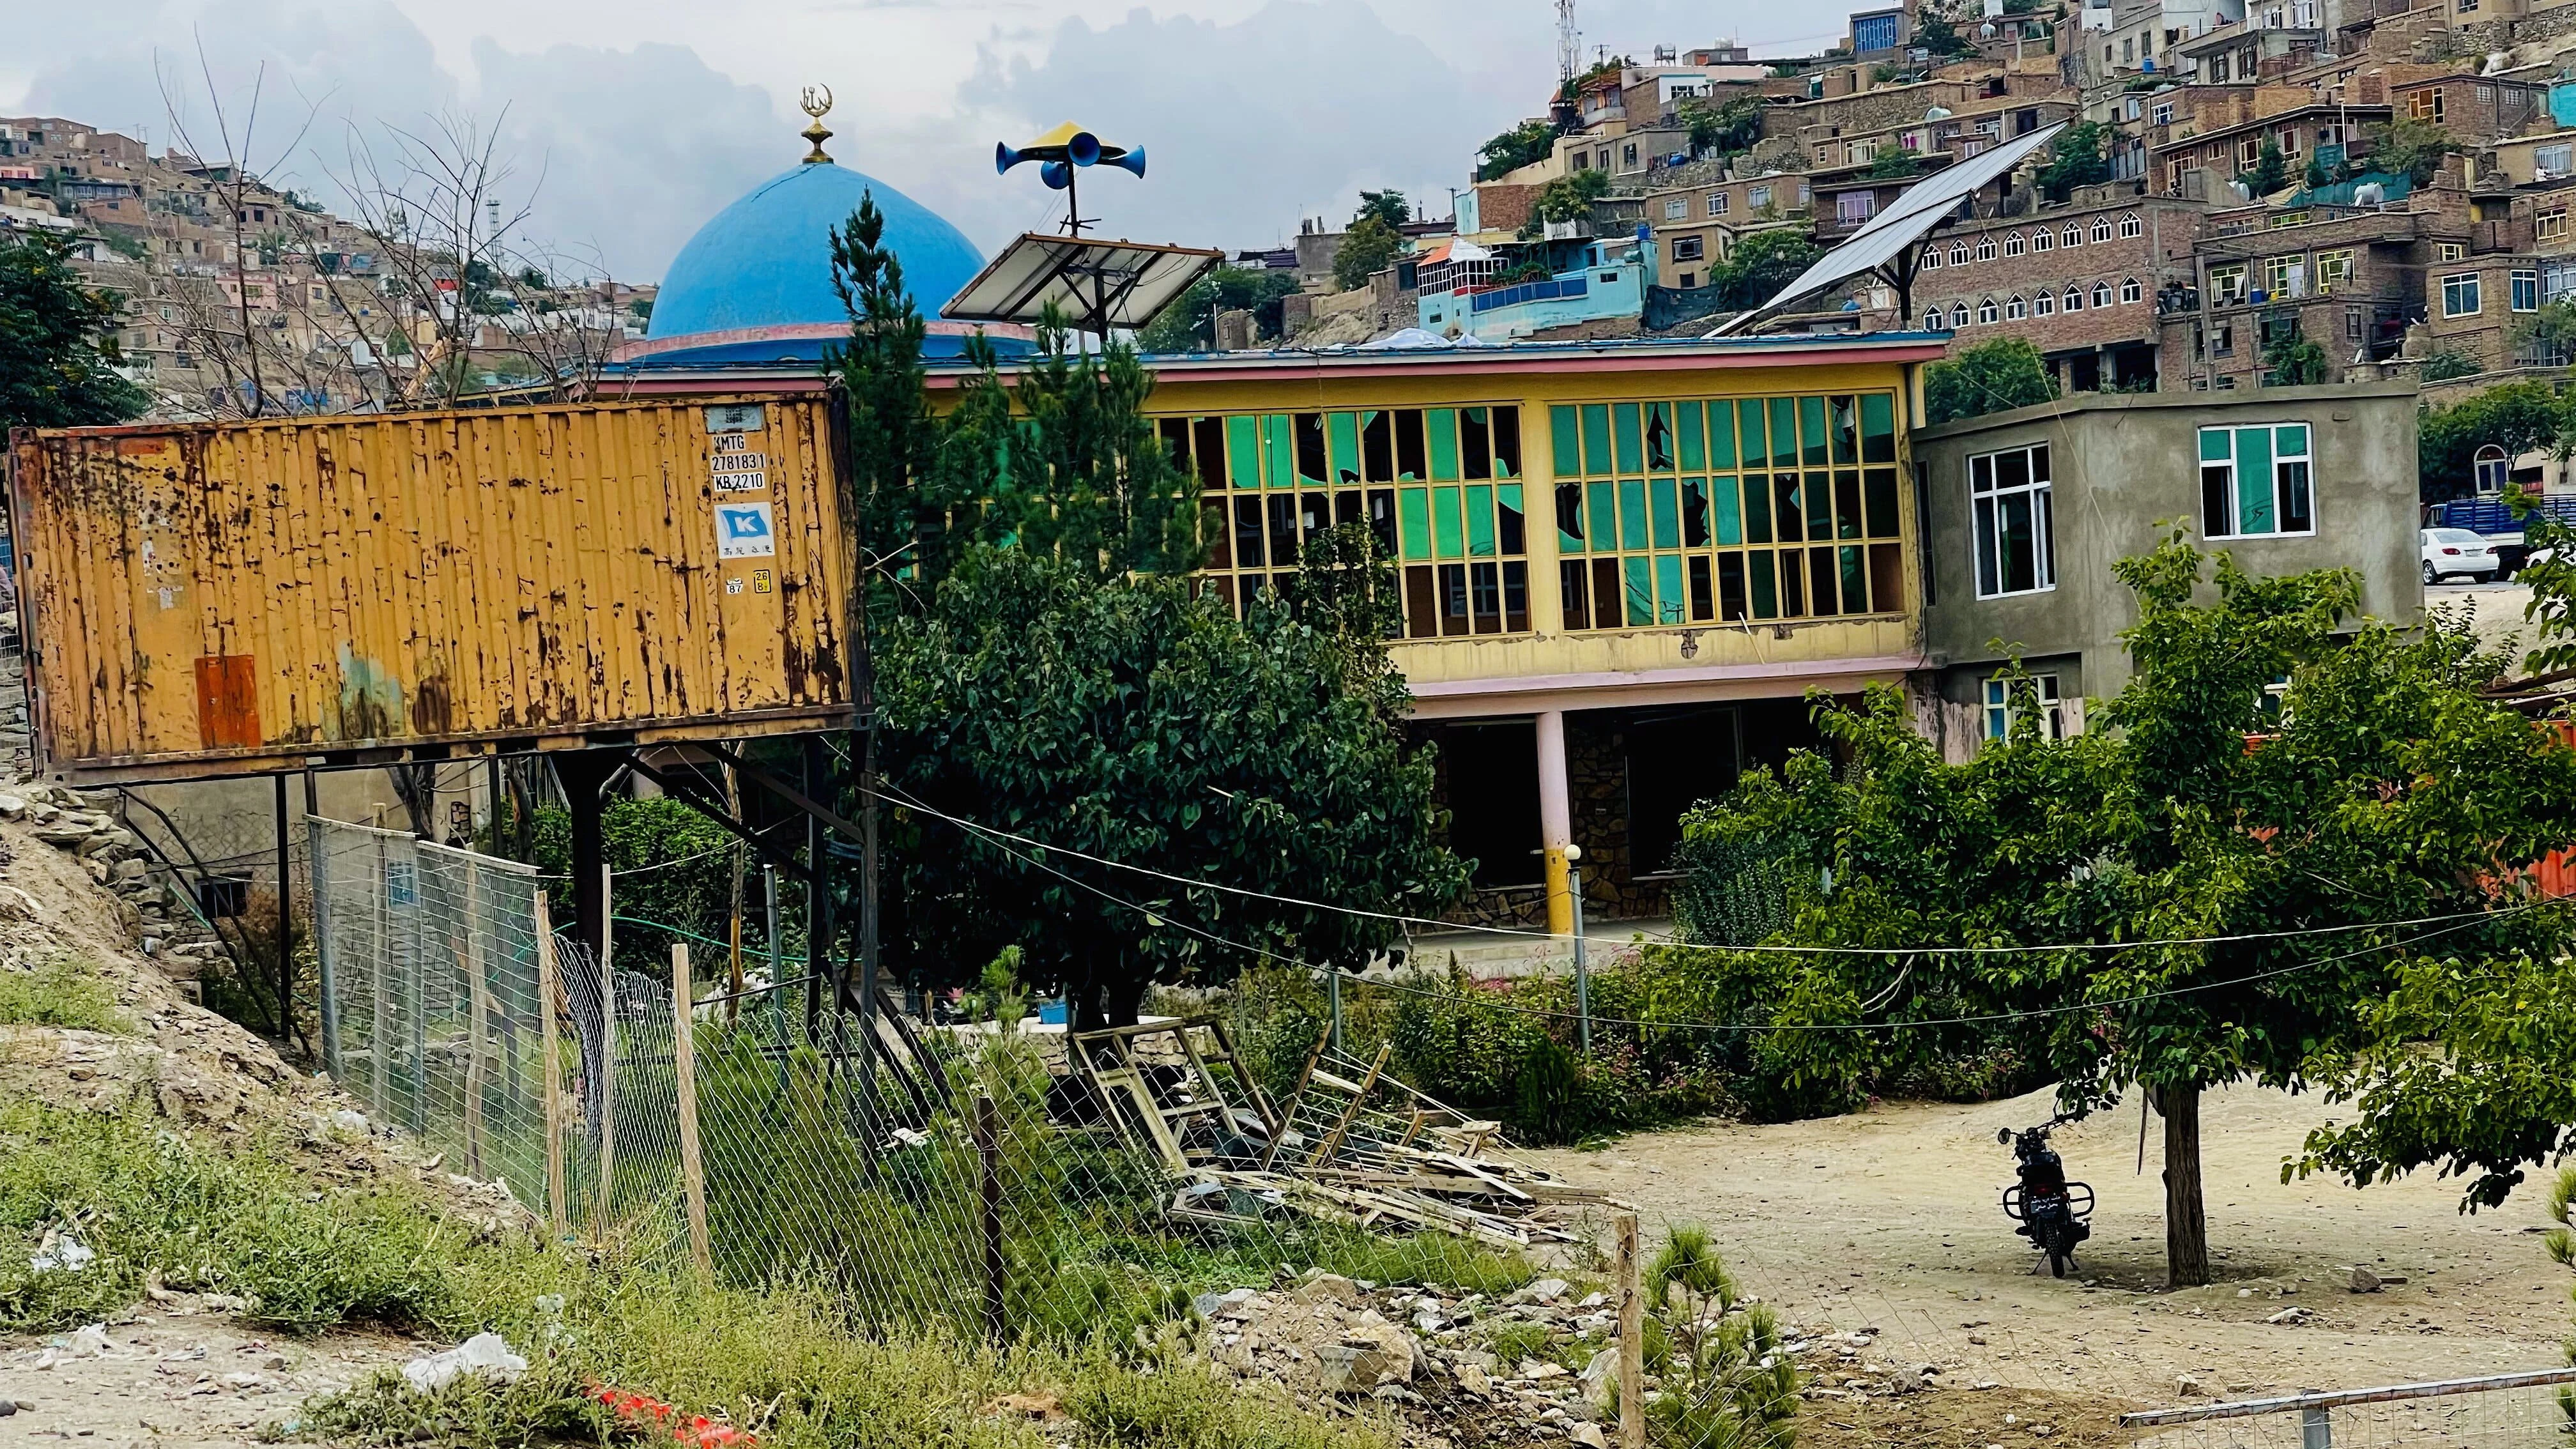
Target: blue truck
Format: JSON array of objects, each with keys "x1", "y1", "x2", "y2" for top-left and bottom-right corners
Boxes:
[{"x1": 2426, "y1": 495, "x2": 2576, "y2": 575}]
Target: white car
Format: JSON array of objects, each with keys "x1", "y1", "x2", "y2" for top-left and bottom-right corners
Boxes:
[{"x1": 2421, "y1": 527, "x2": 2501, "y2": 584}]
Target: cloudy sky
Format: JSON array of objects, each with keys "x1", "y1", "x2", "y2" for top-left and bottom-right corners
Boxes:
[{"x1": 4, "y1": 0, "x2": 1830, "y2": 284}]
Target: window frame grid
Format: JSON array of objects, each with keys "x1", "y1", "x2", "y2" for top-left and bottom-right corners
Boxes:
[{"x1": 1968, "y1": 441, "x2": 2058, "y2": 600}]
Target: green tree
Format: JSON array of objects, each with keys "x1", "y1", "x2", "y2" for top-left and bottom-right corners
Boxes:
[
  {"x1": 2416, "y1": 380, "x2": 2568, "y2": 501},
  {"x1": 2302, "y1": 151, "x2": 2331, "y2": 192},
  {"x1": 0, "y1": 232, "x2": 148, "y2": 431},
  {"x1": 1914, "y1": 10, "x2": 1976, "y2": 56},
  {"x1": 1332, "y1": 215, "x2": 1402, "y2": 291},
  {"x1": 1710, "y1": 227, "x2": 1822, "y2": 310},
  {"x1": 2260, "y1": 330, "x2": 2329, "y2": 385},
  {"x1": 2418, "y1": 348, "x2": 2480, "y2": 382},
  {"x1": 1530, "y1": 167, "x2": 1613, "y2": 227},
  {"x1": 2367, "y1": 115, "x2": 2457, "y2": 188},
  {"x1": 1678, "y1": 94, "x2": 1765, "y2": 157},
  {"x1": 1353, "y1": 190, "x2": 1412, "y2": 229},
  {"x1": 1865, "y1": 146, "x2": 1924, "y2": 180},
  {"x1": 2034, "y1": 120, "x2": 2114, "y2": 201},
  {"x1": 1133, "y1": 265, "x2": 1305, "y2": 353},
  {"x1": 1922, "y1": 337, "x2": 2058, "y2": 424},
  {"x1": 1478, "y1": 120, "x2": 1558, "y2": 181},
  {"x1": 1679, "y1": 535, "x2": 2576, "y2": 1285},
  {"x1": 2239, "y1": 139, "x2": 2288, "y2": 197}
]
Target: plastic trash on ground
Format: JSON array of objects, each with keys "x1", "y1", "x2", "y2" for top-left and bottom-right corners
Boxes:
[
  {"x1": 28, "y1": 1230, "x2": 95, "y2": 1273},
  {"x1": 401, "y1": 1332, "x2": 528, "y2": 1393}
]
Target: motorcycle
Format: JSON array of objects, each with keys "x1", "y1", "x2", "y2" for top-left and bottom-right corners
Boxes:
[{"x1": 1998, "y1": 1116, "x2": 2095, "y2": 1278}]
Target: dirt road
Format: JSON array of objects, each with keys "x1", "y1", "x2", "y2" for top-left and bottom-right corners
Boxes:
[
  {"x1": 0, "y1": 1314, "x2": 415, "y2": 1449},
  {"x1": 1526, "y1": 1082, "x2": 2573, "y2": 1443}
]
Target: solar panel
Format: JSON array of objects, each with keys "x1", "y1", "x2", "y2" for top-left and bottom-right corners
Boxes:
[
  {"x1": 1709, "y1": 121, "x2": 2069, "y2": 337},
  {"x1": 940, "y1": 233, "x2": 1225, "y2": 333}
]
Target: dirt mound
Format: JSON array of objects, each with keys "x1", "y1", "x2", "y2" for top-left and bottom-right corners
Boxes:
[{"x1": 0, "y1": 790, "x2": 521, "y2": 1229}]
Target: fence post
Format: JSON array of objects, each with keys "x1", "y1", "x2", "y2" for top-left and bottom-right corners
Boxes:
[
  {"x1": 533, "y1": 890, "x2": 568, "y2": 1239},
  {"x1": 595, "y1": 861, "x2": 617, "y2": 1238},
  {"x1": 369, "y1": 828, "x2": 389, "y2": 1120},
  {"x1": 673, "y1": 943, "x2": 712, "y2": 1278},
  {"x1": 1617, "y1": 1211, "x2": 1644, "y2": 1449},
  {"x1": 2301, "y1": 1407, "x2": 2333, "y2": 1449},
  {"x1": 976, "y1": 1091, "x2": 1005, "y2": 1346},
  {"x1": 461, "y1": 861, "x2": 486, "y2": 1180},
  {"x1": 306, "y1": 811, "x2": 341, "y2": 1080}
]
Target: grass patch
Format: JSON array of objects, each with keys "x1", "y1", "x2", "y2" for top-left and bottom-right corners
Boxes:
[{"x1": 0, "y1": 957, "x2": 129, "y2": 1032}]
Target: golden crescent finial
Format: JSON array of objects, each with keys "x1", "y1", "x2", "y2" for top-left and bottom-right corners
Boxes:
[
  {"x1": 800, "y1": 85, "x2": 833, "y2": 119},
  {"x1": 798, "y1": 84, "x2": 835, "y2": 164}
]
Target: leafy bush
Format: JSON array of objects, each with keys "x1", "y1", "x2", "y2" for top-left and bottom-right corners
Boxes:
[
  {"x1": 1639, "y1": 1229, "x2": 1798, "y2": 1449},
  {"x1": 1924, "y1": 338, "x2": 2058, "y2": 425}
]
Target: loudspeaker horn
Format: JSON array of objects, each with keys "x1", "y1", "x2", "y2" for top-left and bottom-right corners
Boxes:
[
  {"x1": 1106, "y1": 146, "x2": 1147, "y2": 180},
  {"x1": 1066, "y1": 130, "x2": 1103, "y2": 167},
  {"x1": 995, "y1": 141, "x2": 1031, "y2": 175},
  {"x1": 1040, "y1": 160, "x2": 1073, "y2": 191}
]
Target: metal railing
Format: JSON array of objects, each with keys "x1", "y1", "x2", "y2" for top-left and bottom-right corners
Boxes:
[{"x1": 2124, "y1": 1367, "x2": 2576, "y2": 1448}]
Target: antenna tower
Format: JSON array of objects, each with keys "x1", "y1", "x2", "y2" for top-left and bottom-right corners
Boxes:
[{"x1": 1558, "y1": 0, "x2": 1580, "y2": 86}]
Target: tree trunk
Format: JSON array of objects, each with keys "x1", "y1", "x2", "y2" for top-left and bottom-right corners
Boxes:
[{"x1": 2161, "y1": 1082, "x2": 2211, "y2": 1287}]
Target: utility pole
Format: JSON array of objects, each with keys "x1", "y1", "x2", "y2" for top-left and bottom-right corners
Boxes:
[{"x1": 1559, "y1": 0, "x2": 1581, "y2": 88}]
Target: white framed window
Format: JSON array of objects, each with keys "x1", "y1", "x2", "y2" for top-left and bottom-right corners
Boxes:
[
  {"x1": 2006, "y1": 293, "x2": 2028, "y2": 319},
  {"x1": 2154, "y1": 102, "x2": 2174, "y2": 126},
  {"x1": 2091, "y1": 217, "x2": 2114, "y2": 242},
  {"x1": 2119, "y1": 212, "x2": 2143, "y2": 238},
  {"x1": 1951, "y1": 302, "x2": 1972, "y2": 327},
  {"x1": 1923, "y1": 245, "x2": 1944, "y2": 269},
  {"x1": 1708, "y1": 192, "x2": 1730, "y2": 216},
  {"x1": 2513, "y1": 268, "x2": 2540, "y2": 312},
  {"x1": 2004, "y1": 231, "x2": 2027, "y2": 257},
  {"x1": 1971, "y1": 443, "x2": 2057, "y2": 598},
  {"x1": 2063, "y1": 284, "x2": 2084, "y2": 312},
  {"x1": 2092, "y1": 280, "x2": 2115, "y2": 308},
  {"x1": 1749, "y1": 183, "x2": 1773, "y2": 209},
  {"x1": 2441, "y1": 272, "x2": 2482, "y2": 316},
  {"x1": 1951, "y1": 240, "x2": 1971, "y2": 264},
  {"x1": 1924, "y1": 306, "x2": 1946, "y2": 328},
  {"x1": 2032, "y1": 228, "x2": 2055, "y2": 253},
  {"x1": 1985, "y1": 673, "x2": 2068, "y2": 740},
  {"x1": 2062, "y1": 222, "x2": 2083, "y2": 247},
  {"x1": 1664, "y1": 197, "x2": 1690, "y2": 220},
  {"x1": 2034, "y1": 289, "x2": 2057, "y2": 316},
  {"x1": 1978, "y1": 296, "x2": 2000, "y2": 323},
  {"x1": 2120, "y1": 276, "x2": 2143, "y2": 303},
  {"x1": 1673, "y1": 234, "x2": 1706, "y2": 261},
  {"x1": 2474, "y1": 444, "x2": 2510, "y2": 496},
  {"x1": 1975, "y1": 236, "x2": 1998, "y2": 261},
  {"x1": 2540, "y1": 143, "x2": 2575, "y2": 176},
  {"x1": 2200, "y1": 422, "x2": 2315, "y2": 538}
]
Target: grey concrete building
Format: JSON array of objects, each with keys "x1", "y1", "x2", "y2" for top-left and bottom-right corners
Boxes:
[{"x1": 1907, "y1": 381, "x2": 2421, "y2": 758}]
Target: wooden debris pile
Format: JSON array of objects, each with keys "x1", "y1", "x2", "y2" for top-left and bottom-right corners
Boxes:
[{"x1": 1064, "y1": 1017, "x2": 1621, "y2": 1247}]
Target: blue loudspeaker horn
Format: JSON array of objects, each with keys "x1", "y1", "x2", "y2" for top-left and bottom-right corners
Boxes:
[
  {"x1": 1107, "y1": 146, "x2": 1146, "y2": 180},
  {"x1": 996, "y1": 141, "x2": 1031, "y2": 175},
  {"x1": 1066, "y1": 130, "x2": 1102, "y2": 167},
  {"x1": 1040, "y1": 160, "x2": 1073, "y2": 190}
]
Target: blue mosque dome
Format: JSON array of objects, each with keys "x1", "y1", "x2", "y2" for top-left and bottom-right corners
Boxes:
[{"x1": 647, "y1": 162, "x2": 985, "y2": 341}]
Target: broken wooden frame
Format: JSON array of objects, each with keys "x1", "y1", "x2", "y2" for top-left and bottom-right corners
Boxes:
[{"x1": 1066, "y1": 1016, "x2": 1621, "y2": 1248}]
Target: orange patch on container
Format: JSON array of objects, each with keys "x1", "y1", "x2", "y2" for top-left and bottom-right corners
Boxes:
[{"x1": 194, "y1": 655, "x2": 261, "y2": 749}]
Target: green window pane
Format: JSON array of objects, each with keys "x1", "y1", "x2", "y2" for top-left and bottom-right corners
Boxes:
[
  {"x1": 1736, "y1": 399, "x2": 1765, "y2": 470},
  {"x1": 1498, "y1": 484, "x2": 1525, "y2": 555},
  {"x1": 1743, "y1": 471, "x2": 1774, "y2": 543},
  {"x1": 1864, "y1": 468, "x2": 1900, "y2": 540},
  {"x1": 1748, "y1": 550, "x2": 1779, "y2": 618},
  {"x1": 1651, "y1": 477, "x2": 1681, "y2": 549},
  {"x1": 1708, "y1": 401, "x2": 1737, "y2": 468},
  {"x1": 1551, "y1": 405, "x2": 1581, "y2": 478},
  {"x1": 1614, "y1": 402, "x2": 1644, "y2": 474},
  {"x1": 1556, "y1": 482, "x2": 1585, "y2": 553},
  {"x1": 1582, "y1": 404, "x2": 1613, "y2": 475},
  {"x1": 1805, "y1": 473, "x2": 1833, "y2": 539},
  {"x1": 1434, "y1": 486, "x2": 1466, "y2": 558},
  {"x1": 2198, "y1": 427, "x2": 2232, "y2": 463},
  {"x1": 1226, "y1": 415, "x2": 1262, "y2": 489},
  {"x1": 1681, "y1": 478, "x2": 1712, "y2": 548},
  {"x1": 1618, "y1": 479, "x2": 1649, "y2": 551},
  {"x1": 1625, "y1": 555, "x2": 1656, "y2": 627},
  {"x1": 1266, "y1": 415, "x2": 1295, "y2": 488},
  {"x1": 1655, "y1": 555, "x2": 1685, "y2": 625},
  {"x1": 1429, "y1": 408, "x2": 1460, "y2": 480},
  {"x1": 1768, "y1": 398, "x2": 1797, "y2": 468},
  {"x1": 2235, "y1": 426, "x2": 2275, "y2": 534},
  {"x1": 2276, "y1": 424, "x2": 2309, "y2": 457},
  {"x1": 1713, "y1": 476, "x2": 1744, "y2": 545},
  {"x1": 1800, "y1": 396, "x2": 1828, "y2": 467},
  {"x1": 1678, "y1": 403, "x2": 1706, "y2": 471},
  {"x1": 1328, "y1": 412, "x2": 1361, "y2": 484},
  {"x1": 1466, "y1": 484, "x2": 1497, "y2": 556},
  {"x1": 1399, "y1": 488, "x2": 1431, "y2": 561},
  {"x1": 1586, "y1": 481, "x2": 1617, "y2": 549},
  {"x1": 1841, "y1": 545, "x2": 1867, "y2": 613},
  {"x1": 1860, "y1": 393, "x2": 1896, "y2": 463},
  {"x1": 1646, "y1": 402, "x2": 1677, "y2": 471}
]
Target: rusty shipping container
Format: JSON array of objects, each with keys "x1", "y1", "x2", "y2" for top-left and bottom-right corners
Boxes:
[{"x1": 7, "y1": 396, "x2": 851, "y2": 783}]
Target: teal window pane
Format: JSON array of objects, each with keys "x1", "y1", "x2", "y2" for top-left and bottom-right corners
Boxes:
[
  {"x1": 1582, "y1": 404, "x2": 1613, "y2": 475},
  {"x1": 1748, "y1": 550, "x2": 1779, "y2": 618},
  {"x1": 1328, "y1": 412, "x2": 1361, "y2": 483},
  {"x1": 1678, "y1": 403, "x2": 1706, "y2": 470},
  {"x1": 1646, "y1": 402, "x2": 1676, "y2": 470},
  {"x1": 1655, "y1": 555, "x2": 1685, "y2": 624},
  {"x1": 1625, "y1": 555, "x2": 1655, "y2": 626},
  {"x1": 2198, "y1": 427, "x2": 2232, "y2": 463},
  {"x1": 1266, "y1": 415, "x2": 1295, "y2": 487},
  {"x1": 1614, "y1": 402, "x2": 1644, "y2": 474},
  {"x1": 1841, "y1": 545, "x2": 1867, "y2": 613},
  {"x1": 1743, "y1": 471, "x2": 1774, "y2": 543},
  {"x1": 1860, "y1": 393, "x2": 1896, "y2": 463},
  {"x1": 2235, "y1": 426, "x2": 2274, "y2": 534},
  {"x1": 1429, "y1": 408, "x2": 1460, "y2": 480},
  {"x1": 1805, "y1": 473, "x2": 1832, "y2": 539},
  {"x1": 1466, "y1": 484, "x2": 1497, "y2": 556},
  {"x1": 2276, "y1": 424, "x2": 2309, "y2": 457},
  {"x1": 1618, "y1": 479, "x2": 1648, "y2": 551},
  {"x1": 1681, "y1": 478, "x2": 1712, "y2": 548},
  {"x1": 1800, "y1": 396, "x2": 1828, "y2": 466},
  {"x1": 1434, "y1": 485, "x2": 1465, "y2": 558},
  {"x1": 1551, "y1": 405, "x2": 1581, "y2": 478},
  {"x1": 1768, "y1": 398, "x2": 1798, "y2": 468},
  {"x1": 1713, "y1": 476, "x2": 1744, "y2": 544},
  {"x1": 1399, "y1": 488, "x2": 1431, "y2": 561},
  {"x1": 1651, "y1": 477, "x2": 1680, "y2": 549},
  {"x1": 1227, "y1": 415, "x2": 1262, "y2": 489},
  {"x1": 1586, "y1": 481, "x2": 1617, "y2": 548},
  {"x1": 1708, "y1": 401, "x2": 1737, "y2": 468},
  {"x1": 1736, "y1": 399, "x2": 1765, "y2": 470}
]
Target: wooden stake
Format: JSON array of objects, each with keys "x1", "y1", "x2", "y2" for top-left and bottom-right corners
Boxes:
[
  {"x1": 533, "y1": 891, "x2": 567, "y2": 1239},
  {"x1": 1617, "y1": 1211, "x2": 1644, "y2": 1449},
  {"x1": 673, "y1": 942, "x2": 712, "y2": 1279},
  {"x1": 976, "y1": 1091, "x2": 1005, "y2": 1345}
]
